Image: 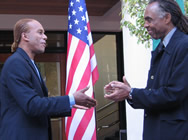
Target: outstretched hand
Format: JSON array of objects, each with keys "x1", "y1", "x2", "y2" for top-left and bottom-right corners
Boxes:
[
  {"x1": 104, "y1": 76, "x2": 131, "y2": 101},
  {"x1": 73, "y1": 86, "x2": 97, "y2": 109}
]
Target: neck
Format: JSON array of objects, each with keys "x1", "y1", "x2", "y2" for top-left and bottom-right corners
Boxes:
[
  {"x1": 19, "y1": 44, "x2": 35, "y2": 60},
  {"x1": 167, "y1": 22, "x2": 175, "y2": 33},
  {"x1": 162, "y1": 24, "x2": 175, "y2": 41}
]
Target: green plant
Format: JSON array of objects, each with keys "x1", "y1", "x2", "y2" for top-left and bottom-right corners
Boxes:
[
  {"x1": 121, "y1": 0, "x2": 151, "y2": 48},
  {"x1": 185, "y1": 0, "x2": 188, "y2": 16},
  {"x1": 121, "y1": 0, "x2": 188, "y2": 48}
]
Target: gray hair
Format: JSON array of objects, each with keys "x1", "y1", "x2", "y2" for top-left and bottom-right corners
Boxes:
[{"x1": 149, "y1": 0, "x2": 188, "y2": 34}]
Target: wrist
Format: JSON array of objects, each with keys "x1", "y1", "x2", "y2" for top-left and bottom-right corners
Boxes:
[{"x1": 68, "y1": 94, "x2": 76, "y2": 108}]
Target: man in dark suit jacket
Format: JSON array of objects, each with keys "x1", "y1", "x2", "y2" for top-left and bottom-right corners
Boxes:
[
  {"x1": 0, "y1": 19, "x2": 96, "y2": 140},
  {"x1": 104, "y1": 0, "x2": 188, "y2": 140}
]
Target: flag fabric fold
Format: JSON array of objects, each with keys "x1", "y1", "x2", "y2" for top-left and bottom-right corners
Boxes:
[{"x1": 65, "y1": 0, "x2": 99, "y2": 139}]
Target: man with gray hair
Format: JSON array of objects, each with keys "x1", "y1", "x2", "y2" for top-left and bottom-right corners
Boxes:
[{"x1": 104, "y1": 0, "x2": 188, "y2": 140}]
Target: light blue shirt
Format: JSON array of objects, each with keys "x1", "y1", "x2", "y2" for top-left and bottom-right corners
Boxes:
[
  {"x1": 69, "y1": 94, "x2": 75, "y2": 108},
  {"x1": 30, "y1": 59, "x2": 41, "y2": 82},
  {"x1": 163, "y1": 27, "x2": 177, "y2": 47},
  {"x1": 30, "y1": 59, "x2": 75, "y2": 108}
]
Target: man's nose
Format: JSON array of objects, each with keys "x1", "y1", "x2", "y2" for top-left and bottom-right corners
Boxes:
[
  {"x1": 144, "y1": 22, "x2": 149, "y2": 28},
  {"x1": 43, "y1": 34, "x2": 47, "y2": 40}
]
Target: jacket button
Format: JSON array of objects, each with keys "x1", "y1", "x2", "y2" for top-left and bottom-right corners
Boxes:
[
  {"x1": 149, "y1": 88, "x2": 151, "y2": 91},
  {"x1": 144, "y1": 113, "x2": 147, "y2": 117},
  {"x1": 151, "y1": 75, "x2": 154, "y2": 80}
]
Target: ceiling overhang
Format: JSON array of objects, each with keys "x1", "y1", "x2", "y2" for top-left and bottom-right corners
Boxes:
[{"x1": 0, "y1": 0, "x2": 119, "y2": 16}]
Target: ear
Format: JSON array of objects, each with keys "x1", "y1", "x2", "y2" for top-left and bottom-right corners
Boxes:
[
  {"x1": 164, "y1": 13, "x2": 172, "y2": 24},
  {"x1": 21, "y1": 32, "x2": 29, "y2": 42}
]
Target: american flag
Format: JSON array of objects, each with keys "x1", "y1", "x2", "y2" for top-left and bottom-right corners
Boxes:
[{"x1": 65, "y1": 0, "x2": 99, "y2": 139}]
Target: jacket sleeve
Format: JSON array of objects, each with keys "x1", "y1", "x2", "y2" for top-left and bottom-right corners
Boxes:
[
  {"x1": 129, "y1": 39, "x2": 188, "y2": 111},
  {"x1": 6, "y1": 59, "x2": 71, "y2": 117}
]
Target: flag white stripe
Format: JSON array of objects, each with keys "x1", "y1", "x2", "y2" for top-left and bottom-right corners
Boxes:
[
  {"x1": 67, "y1": 73, "x2": 93, "y2": 139},
  {"x1": 82, "y1": 111, "x2": 96, "y2": 140},
  {"x1": 90, "y1": 54, "x2": 97, "y2": 72},
  {"x1": 86, "y1": 75, "x2": 94, "y2": 97},
  {"x1": 68, "y1": 109, "x2": 86, "y2": 140},
  {"x1": 86, "y1": 11, "x2": 89, "y2": 24},
  {"x1": 88, "y1": 32, "x2": 93, "y2": 46},
  {"x1": 68, "y1": 44, "x2": 90, "y2": 95},
  {"x1": 66, "y1": 36, "x2": 80, "y2": 88}
]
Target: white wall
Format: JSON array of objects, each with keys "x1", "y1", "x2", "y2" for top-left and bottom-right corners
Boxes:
[{"x1": 122, "y1": 13, "x2": 152, "y2": 140}]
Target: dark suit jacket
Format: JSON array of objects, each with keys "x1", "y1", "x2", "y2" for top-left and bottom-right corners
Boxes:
[
  {"x1": 0, "y1": 48, "x2": 71, "y2": 140},
  {"x1": 129, "y1": 29, "x2": 188, "y2": 140}
]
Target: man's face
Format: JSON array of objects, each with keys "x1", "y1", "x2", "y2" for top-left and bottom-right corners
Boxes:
[
  {"x1": 26, "y1": 20, "x2": 47, "y2": 54},
  {"x1": 144, "y1": 2, "x2": 168, "y2": 40}
]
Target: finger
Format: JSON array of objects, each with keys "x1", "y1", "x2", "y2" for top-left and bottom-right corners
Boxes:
[
  {"x1": 104, "y1": 86, "x2": 114, "y2": 93},
  {"x1": 104, "y1": 83, "x2": 115, "y2": 89},
  {"x1": 104, "y1": 94, "x2": 109, "y2": 99},
  {"x1": 104, "y1": 92, "x2": 116, "y2": 99},
  {"x1": 86, "y1": 98, "x2": 97, "y2": 106},
  {"x1": 110, "y1": 81, "x2": 123, "y2": 85},
  {"x1": 105, "y1": 81, "x2": 121, "y2": 87},
  {"x1": 79, "y1": 86, "x2": 90, "y2": 93},
  {"x1": 83, "y1": 100, "x2": 95, "y2": 108},
  {"x1": 104, "y1": 84, "x2": 111, "y2": 89},
  {"x1": 73, "y1": 105, "x2": 90, "y2": 110},
  {"x1": 110, "y1": 83, "x2": 124, "y2": 89},
  {"x1": 105, "y1": 89, "x2": 115, "y2": 93},
  {"x1": 104, "y1": 93, "x2": 120, "y2": 102},
  {"x1": 87, "y1": 98, "x2": 97, "y2": 106},
  {"x1": 104, "y1": 94, "x2": 116, "y2": 101},
  {"x1": 123, "y1": 76, "x2": 130, "y2": 86}
]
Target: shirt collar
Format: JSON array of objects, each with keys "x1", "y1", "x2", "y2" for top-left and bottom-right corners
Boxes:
[
  {"x1": 163, "y1": 27, "x2": 177, "y2": 47},
  {"x1": 30, "y1": 59, "x2": 34, "y2": 64}
]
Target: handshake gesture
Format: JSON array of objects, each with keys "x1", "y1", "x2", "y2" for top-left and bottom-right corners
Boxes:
[
  {"x1": 104, "y1": 76, "x2": 132, "y2": 102},
  {"x1": 72, "y1": 76, "x2": 131, "y2": 110},
  {"x1": 73, "y1": 86, "x2": 97, "y2": 109}
]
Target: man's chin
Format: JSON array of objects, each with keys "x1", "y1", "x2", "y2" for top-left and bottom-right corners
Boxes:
[
  {"x1": 36, "y1": 49, "x2": 45, "y2": 55},
  {"x1": 150, "y1": 36, "x2": 160, "y2": 40}
]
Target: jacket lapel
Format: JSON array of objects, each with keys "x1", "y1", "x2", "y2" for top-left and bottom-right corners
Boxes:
[
  {"x1": 165, "y1": 29, "x2": 182, "y2": 54},
  {"x1": 16, "y1": 48, "x2": 48, "y2": 97},
  {"x1": 16, "y1": 48, "x2": 40, "y2": 81},
  {"x1": 151, "y1": 42, "x2": 164, "y2": 66}
]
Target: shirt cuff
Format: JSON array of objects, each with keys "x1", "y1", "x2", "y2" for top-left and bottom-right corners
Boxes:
[
  {"x1": 129, "y1": 88, "x2": 133, "y2": 99},
  {"x1": 127, "y1": 88, "x2": 133, "y2": 105},
  {"x1": 68, "y1": 94, "x2": 75, "y2": 108}
]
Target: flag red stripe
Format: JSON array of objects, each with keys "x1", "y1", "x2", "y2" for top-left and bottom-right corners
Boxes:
[
  {"x1": 77, "y1": 62, "x2": 91, "y2": 91},
  {"x1": 66, "y1": 63, "x2": 96, "y2": 138},
  {"x1": 65, "y1": 108, "x2": 76, "y2": 138},
  {"x1": 90, "y1": 44, "x2": 95, "y2": 58},
  {"x1": 73, "y1": 108, "x2": 94, "y2": 139},
  {"x1": 87, "y1": 22, "x2": 91, "y2": 35},
  {"x1": 92, "y1": 66, "x2": 99, "y2": 85},
  {"x1": 92, "y1": 126, "x2": 97, "y2": 140},
  {"x1": 66, "y1": 39, "x2": 86, "y2": 95}
]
